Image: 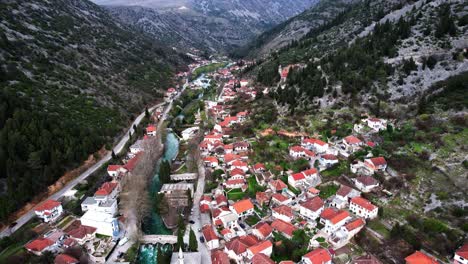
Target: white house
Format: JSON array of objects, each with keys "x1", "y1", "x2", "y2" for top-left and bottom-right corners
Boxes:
[
  {"x1": 130, "y1": 139, "x2": 145, "y2": 154},
  {"x1": 299, "y1": 197, "x2": 324, "y2": 220},
  {"x1": 349, "y1": 197, "x2": 378, "y2": 219},
  {"x1": 272, "y1": 205, "x2": 294, "y2": 222},
  {"x1": 319, "y1": 154, "x2": 339, "y2": 168},
  {"x1": 246, "y1": 240, "x2": 273, "y2": 260},
  {"x1": 252, "y1": 222, "x2": 272, "y2": 240},
  {"x1": 330, "y1": 185, "x2": 361, "y2": 209},
  {"x1": 81, "y1": 197, "x2": 118, "y2": 216},
  {"x1": 202, "y1": 225, "x2": 220, "y2": 250},
  {"x1": 302, "y1": 248, "x2": 332, "y2": 264},
  {"x1": 230, "y1": 199, "x2": 254, "y2": 218},
  {"x1": 354, "y1": 176, "x2": 380, "y2": 193},
  {"x1": 106, "y1": 165, "x2": 126, "y2": 177},
  {"x1": 288, "y1": 172, "x2": 306, "y2": 188},
  {"x1": 34, "y1": 200, "x2": 63, "y2": 223},
  {"x1": 302, "y1": 138, "x2": 329, "y2": 153},
  {"x1": 203, "y1": 156, "x2": 219, "y2": 168},
  {"x1": 289, "y1": 146, "x2": 305, "y2": 159},
  {"x1": 364, "y1": 157, "x2": 387, "y2": 172},
  {"x1": 343, "y1": 135, "x2": 362, "y2": 153},
  {"x1": 365, "y1": 117, "x2": 387, "y2": 132},
  {"x1": 329, "y1": 218, "x2": 365, "y2": 249},
  {"x1": 320, "y1": 208, "x2": 351, "y2": 235},
  {"x1": 80, "y1": 211, "x2": 119, "y2": 237}
]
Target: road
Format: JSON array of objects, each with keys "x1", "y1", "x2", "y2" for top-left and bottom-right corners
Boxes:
[{"x1": 0, "y1": 102, "x2": 166, "y2": 238}]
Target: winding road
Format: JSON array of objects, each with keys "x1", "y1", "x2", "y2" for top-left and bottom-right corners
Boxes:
[{"x1": 0, "y1": 102, "x2": 166, "y2": 238}]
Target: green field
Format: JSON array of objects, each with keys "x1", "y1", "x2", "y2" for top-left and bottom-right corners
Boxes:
[{"x1": 192, "y1": 62, "x2": 228, "y2": 79}]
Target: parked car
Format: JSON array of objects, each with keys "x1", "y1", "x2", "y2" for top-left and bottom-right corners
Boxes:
[
  {"x1": 189, "y1": 220, "x2": 195, "y2": 224},
  {"x1": 199, "y1": 236, "x2": 205, "y2": 243},
  {"x1": 118, "y1": 237, "x2": 129, "y2": 246}
]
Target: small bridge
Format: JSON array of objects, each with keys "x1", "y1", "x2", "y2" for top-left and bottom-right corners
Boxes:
[
  {"x1": 170, "y1": 173, "x2": 198, "y2": 181},
  {"x1": 141, "y1": 235, "x2": 178, "y2": 244}
]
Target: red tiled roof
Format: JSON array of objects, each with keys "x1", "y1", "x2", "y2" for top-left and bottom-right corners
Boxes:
[
  {"x1": 300, "y1": 197, "x2": 324, "y2": 212},
  {"x1": 369, "y1": 157, "x2": 387, "y2": 166},
  {"x1": 308, "y1": 187, "x2": 320, "y2": 194},
  {"x1": 456, "y1": 243, "x2": 468, "y2": 259},
  {"x1": 225, "y1": 154, "x2": 241, "y2": 163},
  {"x1": 124, "y1": 152, "x2": 142, "y2": 171},
  {"x1": 252, "y1": 253, "x2": 275, "y2": 264},
  {"x1": 200, "y1": 204, "x2": 210, "y2": 213},
  {"x1": 279, "y1": 261, "x2": 295, "y2": 264},
  {"x1": 270, "y1": 179, "x2": 287, "y2": 191},
  {"x1": 322, "y1": 154, "x2": 337, "y2": 160},
  {"x1": 25, "y1": 238, "x2": 54, "y2": 252},
  {"x1": 254, "y1": 222, "x2": 272, "y2": 238},
  {"x1": 344, "y1": 135, "x2": 362, "y2": 144},
  {"x1": 204, "y1": 156, "x2": 218, "y2": 163},
  {"x1": 67, "y1": 224, "x2": 97, "y2": 239},
  {"x1": 290, "y1": 145, "x2": 305, "y2": 152},
  {"x1": 226, "y1": 179, "x2": 245, "y2": 186},
  {"x1": 303, "y1": 248, "x2": 332, "y2": 264},
  {"x1": 232, "y1": 199, "x2": 254, "y2": 214},
  {"x1": 248, "y1": 240, "x2": 273, "y2": 256},
  {"x1": 405, "y1": 251, "x2": 438, "y2": 264},
  {"x1": 107, "y1": 165, "x2": 122, "y2": 172},
  {"x1": 337, "y1": 185, "x2": 353, "y2": 197},
  {"x1": 215, "y1": 195, "x2": 228, "y2": 205},
  {"x1": 272, "y1": 193, "x2": 288, "y2": 203},
  {"x1": 366, "y1": 141, "x2": 376, "y2": 147},
  {"x1": 321, "y1": 208, "x2": 350, "y2": 225},
  {"x1": 273, "y1": 205, "x2": 294, "y2": 218},
  {"x1": 225, "y1": 235, "x2": 259, "y2": 255},
  {"x1": 230, "y1": 168, "x2": 245, "y2": 176},
  {"x1": 146, "y1": 125, "x2": 157, "y2": 133},
  {"x1": 291, "y1": 172, "x2": 305, "y2": 181},
  {"x1": 304, "y1": 138, "x2": 327, "y2": 146},
  {"x1": 356, "y1": 176, "x2": 379, "y2": 186},
  {"x1": 202, "y1": 225, "x2": 219, "y2": 242},
  {"x1": 63, "y1": 238, "x2": 77, "y2": 248},
  {"x1": 232, "y1": 160, "x2": 248, "y2": 167},
  {"x1": 211, "y1": 249, "x2": 229, "y2": 264},
  {"x1": 55, "y1": 254, "x2": 79, "y2": 264},
  {"x1": 345, "y1": 218, "x2": 365, "y2": 231},
  {"x1": 253, "y1": 163, "x2": 266, "y2": 171},
  {"x1": 35, "y1": 200, "x2": 61, "y2": 212},
  {"x1": 271, "y1": 219, "x2": 297, "y2": 237},
  {"x1": 302, "y1": 168, "x2": 318, "y2": 177},
  {"x1": 95, "y1": 182, "x2": 118, "y2": 196},
  {"x1": 351, "y1": 197, "x2": 377, "y2": 212}
]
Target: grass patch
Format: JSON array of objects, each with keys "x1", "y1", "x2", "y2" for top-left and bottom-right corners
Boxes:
[
  {"x1": 245, "y1": 215, "x2": 260, "y2": 226},
  {"x1": 321, "y1": 161, "x2": 349, "y2": 178},
  {"x1": 318, "y1": 184, "x2": 339, "y2": 199},
  {"x1": 56, "y1": 215, "x2": 75, "y2": 229},
  {"x1": 367, "y1": 220, "x2": 390, "y2": 239},
  {"x1": 192, "y1": 62, "x2": 228, "y2": 79},
  {"x1": 226, "y1": 188, "x2": 246, "y2": 201}
]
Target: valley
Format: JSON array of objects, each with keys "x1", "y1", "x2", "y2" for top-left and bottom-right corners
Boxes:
[{"x1": 0, "y1": 0, "x2": 466, "y2": 264}]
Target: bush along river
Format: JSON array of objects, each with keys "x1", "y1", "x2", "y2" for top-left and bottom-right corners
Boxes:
[{"x1": 138, "y1": 132, "x2": 179, "y2": 264}]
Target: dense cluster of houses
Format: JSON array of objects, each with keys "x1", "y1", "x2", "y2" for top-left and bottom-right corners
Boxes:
[{"x1": 193, "y1": 68, "x2": 466, "y2": 264}]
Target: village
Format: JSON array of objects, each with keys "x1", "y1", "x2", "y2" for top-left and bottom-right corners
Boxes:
[{"x1": 2, "y1": 53, "x2": 466, "y2": 264}]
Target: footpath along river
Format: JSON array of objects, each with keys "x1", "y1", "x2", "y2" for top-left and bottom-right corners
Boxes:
[{"x1": 138, "y1": 132, "x2": 179, "y2": 264}]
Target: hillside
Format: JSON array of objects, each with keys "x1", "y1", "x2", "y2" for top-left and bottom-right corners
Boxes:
[
  {"x1": 98, "y1": 0, "x2": 319, "y2": 53},
  {"x1": 0, "y1": 0, "x2": 188, "y2": 221}
]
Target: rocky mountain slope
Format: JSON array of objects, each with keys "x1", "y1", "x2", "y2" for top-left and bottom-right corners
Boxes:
[
  {"x1": 95, "y1": 0, "x2": 319, "y2": 53},
  {"x1": 0, "y1": 0, "x2": 188, "y2": 221}
]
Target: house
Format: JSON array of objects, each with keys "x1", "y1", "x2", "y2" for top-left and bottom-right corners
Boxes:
[
  {"x1": 224, "y1": 235, "x2": 259, "y2": 262},
  {"x1": 212, "y1": 249, "x2": 230, "y2": 264},
  {"x1": 130, "y1": 139, "x2": 145, "y2": 154},
  {"x1": 330, "y1": 185, "x2": 361, "y2": 209},
  {"x1": 269, "y1": 179, "x2": 288, "y2": 193},
  {"x1": 213, "y1": 207, "x2": 237, "y2": 227},
  {"x1": 25, "y1": 238, "x2": 54, "y2": 255},
  {"x1": 319, "y1": 154, "x2": 339, "y2": 168},
  {"x1": 289, "y1": 146, "x2": 306, "y2": 159},
  {"x1": 205, "y1": 134, "x2": 224, "y2": 143},
  {"x1": 271, "y1": 193, "x2": 291, "y2": 206},
  {"x1": 225, "y1": 179, "x2": 246, "y2": 189},
  {"x1": 80, "y1": 211, "x2": 119, "y2": 237},
  {"x1": 455, "y1": 244, "x2": 468, "y2": 264},
  {"x1": 320, "y1": 208, "x2": 351, "y2": 235},
  {"x1": 231, "y1": 199, "x2": 254, "y2": 218},
  {"x1": 231, "y1": 160, "x2": 249, "y2": 172},
  {"x1": 252, "y1": 222, "x2": 272, "y2": 240},
  {"x1": 364, "y1": 157, "x2": 387, "y2": 172},
  {"x1": 307, "y1": 187, "x2": 321, "y2": 198},
  {"x1": 230, "y1": 168, "x2": 246, "y2": 179},
  {"x1": 233, "y1": 141, "x2": 249, "y2": 152},
  {"x1": 240, "y1": 79, "x2": 249, "y2": 87},
  {"x1": 354, "y1": 176, "x2": 380, "y2": 193},
  {"x1": 256, "y1": 192, "x2": 270, "y2": 207},
  {"x1": 54, "y1": 254, "x2": 79, "y2": 264},
  {"x1": 204, "y1": 156, "x2": 219, "y2": 168},
  {"x1": 35, "y1": 200, "x2": 63, "y2": 223},
  {"x1": 350, "y1": 160, "x2": 374, "y2": 176},
  {"x1": 246, "y1": 240, "x2": 273, "y2": 260},
  {"x1": 302, "y1": 248, "x2": 332, "y2": 264},
  {"x1": 66, "y1": 222, "x2": 97, "y2": 244},
  {"x1": 365, "y1": 118, "x2": 387, "y2": 132},
  {"x1": 166, "y1": 87, "x2": 177, "y2": 98},
  {"x1": 352, "y1": 254, "x2": 383, "y2": 264},
  {"x1": 288, "y1": 172, "x2": 306, "y2": 188},
  {"x1": 202, "y1": 225, "x2": 220, "y2": 250},
  {"x1": 255, "y1": 171, "x2": 273, "y2": 187},
  {"x1": 289, "y1": 168, "x2": 320, "y2": 189},
  {"x1": 343, "y1": 135, "x2": 362, "y2": 153},
  {"x1": 94, "y1": 181, "x2": 119, "y2": 202},
  {"x1": 271, "y1": 219, "x2": 297, "y2": 239},
  {"x1": 146, "y1": 125, "x2": 157, "y2": 136},
  {"x1": 272, "y1": 205, "x2": 294, "y2": 222},
  {"x1": 81, "y1": 196, "x2": 117, "y2": 216},
  {"x1": 200, "y1": 195, "x2": 212, "y2": 213},
  {"x1": 215, "y1": 195, "x2": 228, "y2": 208},
  {"x1": 299, "y1": 197, "x2": 324, "y2": 220},
  {"x1": 405, "y1": 251, "x2": 439, "y2": 264},
  {"x1": 252, "y1": 253, "x2": 275, "y2": 264},
  {"x1": 107, "y1": 165, "x2": 126, "y2": 177},
  {"x1": 302, "y1": 138, "x2": 329, "y2": 153},
  {"x1": 350, "y1": 197, "x2": 378, "y2": 219},
  {"x1": 253, "y1": 163, "x2": 266, "y2": 174},
  {"x1": 330, "y1": 218, "x2": 365, "y2": 248}
]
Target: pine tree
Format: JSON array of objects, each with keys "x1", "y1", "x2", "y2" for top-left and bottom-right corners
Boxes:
[
  {"x1": 176, "y1": 227, "x2": 184, "y2": 251},
  {"x1": 188, "y1": 228, "x2": 198, "y2": 252},
  {"x1": 111, "y1": 150, "x2": 117, "y2": 160}
]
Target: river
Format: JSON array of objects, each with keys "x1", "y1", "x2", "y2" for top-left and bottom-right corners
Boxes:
[{"x1": 138, "y1": 132, "x2": 179, "y2": 264}]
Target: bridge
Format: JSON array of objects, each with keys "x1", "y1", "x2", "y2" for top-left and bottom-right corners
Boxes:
[
  {"x1": 141, "y1": 235, "x2": 178, "y2": 245},
  {"x1": 170, "y1": 173, "x2": 198, "y2": 181}
]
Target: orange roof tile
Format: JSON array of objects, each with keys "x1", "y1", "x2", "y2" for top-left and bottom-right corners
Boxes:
[
  {"x1": 252, "y1": 253, "x2": 275, "y2": 264},
  {"x1": 405, "y1": 251, "x2": 438, "y2": 264},
  {"x1": 25, "y1": 238, "x2": 54, "y2": 252},
  {"x1": 345, "y1": 218, "x2": 365, "y2": 231},
  {"x1": 232, "y1": 199, "x2": 254, "y2": 214},
  {"x1": 303, "y1": 248, "x2": 332, "y2": 264},
  {"x1": 35, "y1": 200, "x2": 61, "y2": 212},
  {"x1": 351, "y1": 197, "x2": 377, "y2": 212},
  {"x1": 248, "y1": 240, "x2": 273, "y2": 255}
]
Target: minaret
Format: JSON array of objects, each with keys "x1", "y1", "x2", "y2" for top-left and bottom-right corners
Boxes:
[{"x1": 178, "y1": 247, "x2": 184, "y2": 264}]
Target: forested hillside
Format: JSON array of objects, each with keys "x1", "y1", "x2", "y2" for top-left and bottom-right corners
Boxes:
[{"x1": 0, "y1": 0, "x2": 188, "y2": 221}]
